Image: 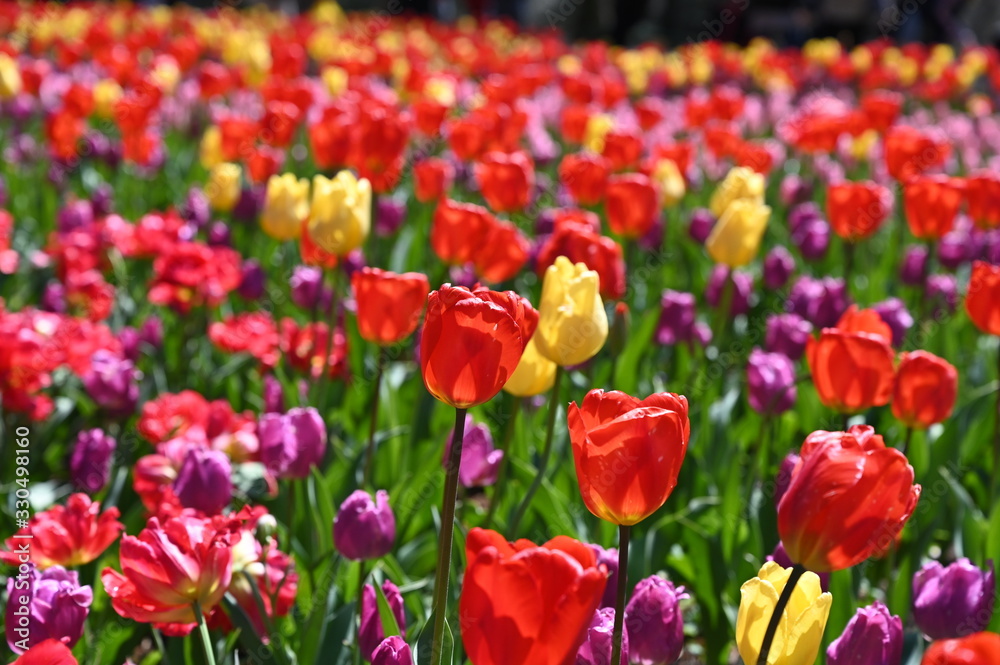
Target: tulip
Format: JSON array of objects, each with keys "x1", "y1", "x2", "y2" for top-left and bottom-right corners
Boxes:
[
  {"x1": 885, "y1": 125, "x2": 950, "y2": 182},
  {"x1": 309, "y1": 171, "x2": 372, "y2": 256},
  {"x1": 650, "y1": 158, "x2": 686, "y2": 208},
  {"x1": 901, "y1": 245, "x2": 929, "y2": 285},
  {"x1": 624, "y1": 576, "x2": 687, "y2": 665},
  {"x1": 290, "y1": 265, "x2": 324, "y2": 311},
  {"x1": 966, "y1": 172, "x2": 1000, "y2": 229},
  {"x1": 352, "y1": 268, "x2": 429, "y2": 346},
  {"x1": 414, "y1": 157, "x2": 455, "y2": 203},
  {"x1": 569, "y1": 390, "x2": 689, "y2": 526},
  {"x1": 922, "y1": 632, "x2": 1000, "y2": 665},
  {"x1": 605, "y1": 173, "x2": 658, "y2": 239},
  {"x1": 205, "y1": 162, "x2": 242, "y2": 212},
  {"x1": 577, "y1": 608, "x2": 628, "y2": 665},
  {"x1": 763, "y1": 246, "x2": 795, "y2": 290},
  {"x1": 359, "y1": 581, "x2": 407, "y2": 660},
  {"x1": 905, "y1": 175, "x2": 965, "y2": 240},
  {"x1": 657, "y1": 290, "x2": 711, "y2": 347},
  {"x1": 826, "y1": 602, "x2": 902, "y2": 665},
  {"x1": 258, "y1": 407, "x2": 328, "y2": 479},
  {"x1": 588, "y1": 544, "x2": 620, "y2": 609},
  {"x1": 826, "y1": 181, "x2": 893, "y2": 241},
  {"x1": 747, "y1": 349, "x2": 797, "y2": 416},
  {"x1": 443, "y1": 416, "x2": 504, "y2": 488},
  {"x1": 207, "y1": 221, "x2": 231, "y2": 246},
  {"x1": 535, "y1": 222, "x2": 626, "y2": 301},
  {"x1": 912, "y1": 559, "x2": 995, "y2": 640},
  {"x1": 429, "y1": 199, "x2": 494, "y2": 266},
  {"x1": 173, "y1": 447, "x2": 232, "y2": 515},
  {"x1": 375, "y1": 197, "x2": 406, "y2": 236},
  {"x1": 966, "y1": 261, "x2": 1000, "y2": 336},
  {"x1": 371, "y1": 637, "x2": 413, "y2": 665},
  {"x1": 475, "y1": 151, "x2": 534, "y2": 213},
  {"x1": 474, "y1": 219, "x2": 531, "y2": 284},
  {"x1": 69, "y1": 429, "x2": 116, "y2": 494},
  {"x1": 688, "y1": 209, "x2": 716, "y2": 244},
  {"x1": 736, "y1": 562, "x2": 831, "y2": 665},
  {"x1": 926, "y1": 274, "x2": 958, "y2": 316},
  {"x1": 5, "y1": 566, "x2": 92, "y2": 654},
  {"x1": 82, "y1": 350, "x2": 140, "y2": 417},
  {"x1": 787, "y1": 276, "x2": 849, "y2": 328},
  {"x1": 534, "y1": 256, "x2": 608, "y2": 367},
  {"x1": 459, "y1": 528, "x2": 606, "y2": 665},
  {"x1": 778, "y1": 425, "x2": 921, "y2": 572},
  {"x1": 261, "y1": 173, "x2": 309, "y2": 241},
  {"x1": 764, "y1": 313, "x2": 812, "y2": 361},
  {"x1": 705, "y1": 199, "x2": 771, "y2": 268},
  {"x1": 420, "y1": 285, "x2": 536, "y2": 409},
  {"x1": 1, "y1": 494, "x2": 123, "y2": 569},
  {"x1": 806, "y1": 306, "x2": 895, "y2": 413},
  {"x1": 872, "y1": 298, "x2": 914, "y2": 348},
  {"x1": 709, "y1": 166, "x2": 765, "y2": 219},
  {"x1": 559, "y1": 152, "x2": 610, "y2": 206},
  {"x1": 503, "y1": 336, "x2": 558, "y2": 397},
  {"x1": 0, "y1": 53, "x2": 22, "y2": 98},
  {"x1": 706, "y1": 265, "x2": 753, "y2": 316},
  {"x1": 892, "y1": 351, "x2": 958, "y2": 429},
  {"x1": 333, "y1": 490, "x2": 395, "y2": 561}
]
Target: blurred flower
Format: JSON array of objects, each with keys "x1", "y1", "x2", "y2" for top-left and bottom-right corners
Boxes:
[
  {"x1": 657, "y1": 290, "x2": 711, "y2": 347},
  {"x1": 414, "y1": 158, "x2": 455, "y2": 204},
  {"x1": 238, "y1": 259, "x2": 266, "y2": 300},
  {"x1": 763, "y1": 246, "x2": 795, "y2": 290},
  {"x1": 70, "y1": 429, "x2": 116, "y2": 495},
  {"x1": 290, "y1": 265, "x2": 324, "y2": 311},
  {"x1": 922, "y1": 632, "x2": 1000, "y2": 664},
  {"x1": 173, "y1": 447, "x2": 232, "y2": 515},
  {"x1": 5, "y1": 565, "x2": 92, "y2": 654},
  {"x1": 181, "y1": 187, "x2": 211, "y2": 229},
  {"x1": 205, "y1": 162, "x2": 242, "y2": 212},
  {"x1": 333, "y1": 489, "x2": 395, "y2": 561},
  {"x1": 258, "y1": 407, "x2": 327, "y2": 479},
  {"x1": 359, "y1": 581, "x2": 407, "y2": 660},
  {"x1": 606, "y1": 173, "x2": 658, "y2": 239},
  {"x1": 535, "y1": 256, "x2": 608, "y2": 367},
  {"x1": 709, "y1": 166, "x2": 765, "y2": 219},
  {"x1": 768, "y1": 542, "x2": 828, "y2": 591},
  {"x1": 966, "y1": 172, "x2": 1000, "y2": 229},
  {"x1": 905, "y1": 175, "x2": 964, "y2": 240},
  {"x1": 872, "y1": 298, "x2": 914, "y2": 347},
  {"x1": 57, "y1": 200, "x2": 94, "y2": 233},
  {"x1": 826, "y1": 181, "x2": 893, "y2": 241},
  {"x1": 503, "y1": 336, "x2": 557, "y2": 397},
  {"x1": 787, "y1": 276, "x2": 849, "y2": 328},
  {"x1": 375, "y1": 197, "x2": 406, "y2": 236},
  {"x1": 588, "y1": 544, "x2": 619, "y2": 609},
  {"x1": 309, "y1": 171, "x2": 372, "y2": 256},
  {"x1": 965, "y1": 261, "x2": 1000, "y2": 335},
  {"x1": 706, "y1": 199, "x2": 771, "y2": 268},
  {"x1": 475, "y1": 151, "x2": 534, "y2": 213},
  {"x1": 261, "y1": 173, "x2": 309, "y2": 241},
  {"x1": 765, "y1": 313, "x2": 812, "y2": 361},
  {"x1": 913, "y1": 559, "x2": 995, "y2": 640},
  {"x1": 705, "y1": 265, "x2": 753, "y2": 316},
  {"x1": 926, "y1": 274, "x2": 958, "y2": 316},
  {"x1": 624, "y1": 576, "x2": 687, "y2": 665},
  {"x1": 747, "y1": 349, "x2": 797, "y2": 415},
  {"x1": 11, "y1": 639, "x2": 78, "y2": 665},
  {"x1": 893, "y1": 351, "x2": 958, "y2": 429},
  {"x1": 207, "y1": 221, "x2": 231, "y2": 246},
  {"x1": 577, "y1": 607, "x2": 627, "y2": 665},
  {"x1": 263, "y1": 374, "x2": 285, "y2": 414},
  {"x1": 82, "y1": 350, "x2": 140, "y2": 417},
  {"x1": 559, "y1": 152, "x2": 610, "y2": 206},
  {"x1": 885, "y1": 125, "x2": 950, "y2": 182},
  {"x1": 826, "y1": 602, "x2": 902, "y2": 665},
  {"x1": 536, "y1": 220, "x2": 626, "y2": 300},
  {"x1": 352, "y1": 268, "x2": 429, "y2": 345},
  {"x1": 371, "y1": 637, "x2": 413, "y2": 665},
  {"x1": 444, "y1": 416, "x2": 503, "y2": 488},
  {"x1": 688, "y1": 209, "x2": 716, "y2": 244}
]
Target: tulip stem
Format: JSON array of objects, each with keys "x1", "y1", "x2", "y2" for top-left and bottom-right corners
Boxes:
[
  {"x1": 610, "y1": 524, "x2": 631, "y2": 665},
  {"x1": 507, "y1": 365, "x2": 563, "y2": 537},
  {"x1": 355, "y1": 561, "x2": 367, "y2": 665},
  {"x1": 711, "y1": 269, "x2": 734, "y2": 355},
  {"x1": 429, "y1": 406, "x2": 468, "y2": 665},
  {"x1": 363, "y1": 346, "x2": 387, "y2": 488},
  {"x1": 756, "y1": 563, "x2": 806, "y2": 665},
  {"x1": 993, "y1": 347, "x2": 1000, "y2": 505},
  {"x1": 484, "y1": 396, "x2": 522, "y2": 529},
  {"x1": 192, "y1": 601, "x2": 216, "y2": 665},
  {"x1": 844, "y1": 240, "x2": 855, "y2": 294},
  {"x1": 902, "y1": 426, "x2": 913, "y2": 455}
]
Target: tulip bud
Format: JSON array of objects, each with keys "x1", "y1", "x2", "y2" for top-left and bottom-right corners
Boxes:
[
  {"x1": 371, "y1": 637, "x2": 414, "y2": 665},
  {"x1": 70, "y1": 429, "x2": 116, "y2": 494},
  {"x1": 40, "y1": 282, "x2": 66, "y2": 313},
  {"x1": 262, "y1": 173, "x2": 309, "y2": 241},
  {"x1": 57, "y1": 200, "x2": 94, "y2": 233},
  {"x1": 238, "y1": 259, "x2": 266, "y2": 300},
  {"x1": 263, "y1": 374, "x2": 285, "y2": 414},
  {"x1": 359, "y1": 581, "x2": 407, "y2": 660},
  {"x1": 746, "y1": 349, "x2": 797, "y2": 415},
  {"x1": 705, "y1": 199, "x2": 771, "y2": 268},
  {"x1": 308, "y1": 171, "x2": 372, "y2": 256},
  {"x1": 258, "y1": 407, "x2": 328, "y2": 479},
  {"x1": 375, "y1": 196, "x2": 406, "y2": 236},
  {"x1": 233, "y1": 185, "x2": 265, "y2": 222},
  {"x1": 705, "y1": 265, "x2": 752, "y2": 316},
  {"x1": 926, "y1": 274, "x2": 958, "y2": 316},
  {"x1": 688, "y1": 208, "x2": 715, "y2": 244},
  {"x1": 913, "y1": 559, "x2": 995, "y2": 640},
  {"x1": 82, "y1": 350, "x2": 140, "y2": 417},
  {"x1": 763, "y1": 246, "x2": 795, "y2": 290},
  {"x1": 871, "y1": 298, "x2": 913, "y2": 348},
  {"x1": 207, "y1": 221, "x2": 231, "y2": 247},
  {"x1": 206, "y1": 162, "x2": 242, "y2": 212},
  {"x1": 764, "y1": 313, "x2": 813, "y2": 361},
  {"x1": 826, "y1": 601, "x2": 902, "y2": 665},
  {"x1": 5, "y1": 565, "x2": 92, "y2": 654},
  {"x1": 576, "y1": 608, "x2": 628, "y2": 665},
  {"x1": 333, "y1": 489, "x2": 396, "y2": 560},
  {"x1": 443, "y1": 416, "x2": 503, "y2": 488},
  {"x1": 181, "y1": 187, "x2": 211, "y2": 229},
  {"x1": 503, "y1": 336, "x2": 557, "y2": 397},
  {"x1": 140, "y1": 316, "x2": 164, "y2": 349},
  {"x1": 255, "y1": 513, "x2": 278, "y2": 545},
  {"x1": 588, "y1": 544, "x2": 619, "y2": 609},
  {"x1": 291, "y1": 265, "x2": 324, "y2": 310},
  {"x1": 624, "y1": 576, "x2": 687, "y2": 665},
  {"x1": 900, "y1": 245, "x2": 929, "y2": 285},
  {"x1": 938, "y1": 229, "x2": 969, "y2": 270},
  {"x1": 118, "y1": 327, "x2": 141, "y2": 362},
  {"x1": 787, "y1": 276, "x2": 850, "y2": 328},
  {"x1": 173, "y1": 447, "x2": 232, "y2": 515},
  {"x1": 535, "y1": 256, "x2": 609, "y2": 367},
  {"x1": 709, "y1": 166, "x2": 765, "y2": 219}
]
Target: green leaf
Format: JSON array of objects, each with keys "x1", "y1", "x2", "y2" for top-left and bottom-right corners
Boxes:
[{"x1": 374, "y1": 580, "x2": 402, "y2": 638}]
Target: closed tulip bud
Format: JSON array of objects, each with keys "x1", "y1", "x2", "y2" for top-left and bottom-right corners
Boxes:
[
  {"x1": 352, "y1": 268, "x2": 429, "y2": 346},
  {"x1": 263, "y1": 374, "x2": 285, "y2": 414},
  {"x1": 375, "y1": 197, "x2": 406, "y2": 236},
  {"x1": 261, "y1": 173, "x2": 309, "y2": 241},
  {"x1": 905, "y1": 175, "x2": 964, "y2": 240},
  {"x1": 913, "y1": 559, "x2": 995, "y2": 640},
  {"x1": 651, "y1": 159, "x2": 686, "y2": 208},
  {"x1": 309, "y1": 171, "x2": 372, "y2": 256},
  {"x1": 371, "y1": 637, "x2": 414, "y2": 665},
  {"x1": 688, "y1": 209, "x2": 716, "y2": 244},
  {"x1": 606, "y1": 173, "x2": 659, "y2": 239},
  {"x1": 901, "y1": 245, "x2": 929, "y2": 285},
  {"x1": 706, "y1": 199, "x2": 771, "y2": 268},
  {"x1": 827, "y1": 181, "x2": 893, "y2": 241},
  {"x1": 747, "y1": 349, "x2": 797, "y2": 415},
  {"x1": 624, "y1": 576, "x2": 687, "y2": 665},
  {"x1": 966, "y1": 261, "x2": 1000, "y2": 335},
  {"x1": 577, "y1": 608, "x2": 628, "y2": 665},
  {"x1": 70, "y1": 429, "x2": 116, "y2": 495},
  {"x1": 709, "y1": 166, "x2": 765, "y2": 219},
  {"x1": 173, "y1": 448, "x2": 232, "y2": 515},
  {"x1": 82, "y1": 351, "x2": 140, "y2": 417},
  {"x1": 657, "y1": 290, "x2": 698, "y2": 346},
  {"x1": 443, "y1": 416, "x2": 504, "y2": 488},
  {"x1": 706, "y1": 266, "x2": 753, "y2": 316},
  {"x1": 938, "y1": 230, "x2": 969, "y2": 271},
  {"x1": 764, "y1": 313, "x2": 812, "y2": 361},
  {"x1": 871, "y1": 298, "x2": 914, "y2": 347},
  {"x1": 205, "y1": 162, "x2": 242, "y2": 212},
  {"x1": 892, "y1": 351, "x2": 958, "y2": 429},
  {"x1": 258, "y1": 407, "x2": 328, "y2": 479},
  {"x1": 791, "y1": 216, "x2": 831, "y2": 262},
  {"x1": 333, "y1": 490, "x2": 395, "y2": 561},
  {"x1": 588, "y1": 544, "x2": 619, "y2": 609},
  {"x1": 559, "y1": 152, "x2": 610, "y2": 206},
  {"x1": 826, "y1": 602, "x2": 902, "y2": 665},
  {"x1": 359, "y1": 581, "x2": 407, "y2": 660},
  {"x1": 475, "y1": 151, "x2": 534, "y2": 213},
  {"x1": 569, "y1": 390, "x2": 689, "y2": 525},
  {"x1": 504, "y1": 336, "x2": 558, "y2": 397},
  {"x1": 927, "y1": 274, "x2": 958, "y2": 316},
  {"x1": 922, "y1": 632, "x2": 1000, "y2": 664},
  {"x1": 763, "y1": 246, "x2": 795, "y2": 290},
  {"x1": 787, "y1": 276, "x2": 850, "y2": 329},
  {"x1": 290, "y1": 265, "x2": 324, "y2": 310},
  {"x1": 238, "y1": 259, "x2": 266, "y2": 300},
  {"x1": 535, "y1": 256, "x2": 608, "y2": 367},
  {"x1": 414, "y1": 157, "x2": 455, "y2": 204},
  {"x1": 5, "y1": 565, "x2": 92, "y2": 654},
  {"x1": 736, "y1": 562, "x2": 831, "y2": 665}
]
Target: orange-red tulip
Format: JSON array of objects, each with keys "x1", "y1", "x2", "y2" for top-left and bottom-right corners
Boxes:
[
  {"x1": 474, "y1": 151, "x2": 534, "y2": 213},
  {"x1": 459, "y1": 528, "x2": 606, "y2": 665},
  {"x1": 351, "y1": 268, "x2": 430, "y2": 346},
  {"x1": 299, "y1": 219, "x2": 338, "y2": 269},
  {"x1": 420, "y1": 286, "x2": 537, "y2": 409},
  {"x1": 560, "y1": 104, "x2": 593, "y2": 145},
  {"x1": 807, "y1": 306, "x2": 896, "y2": 413},
  {"x1": 473, "y1": 220, "x2": 530, "y2": 284},
  {"x1": 965, "y1": 172, "x2": 1000, "y2": 229},
  {"x1": 778, "y1": 425, "x2": 921, "y2": 572},
  {"x1": 413, "y1": 157, "x2": 455, "y2": 203},
  {"x1": 601, "y1": 128, "x2": 643, "y2": 171},
  {"x1": 536, "y1": 221, "x2": 626, "y2": 300},
  {"x1": 858, "y1": 89, "x2": 903, "y2": 133},
  {"x1": 826, "y1": 181, "x2": 893, "y2": 241},
  {"x1": 605, "y1": 173, "x2": 658, "y2": 239},
  {"x1": 558, "y1": 152, "x2": 610, "y2": 206},
  {"x1": 568, "y1": 390, "x2": 689, "y2": 525},
  {"x1": 884, "y1": 125, "x2": 950, "y2": 182},
  {"x1": 430, "y1": 199, "x2": 494, "y2": 266},
  {"x1": 892, "y1": 350, "x2": 958, "y2": 429},
  {"x1": 904, "y1": 175, "x2": 965, "y2": 240},
  {"x1": 13, "y1": 640, "x2": 78, "y2": 665},
  {"x1": 966, "y1": 261, "x2": 1000, "y2": 336},
  {"x1": 922, "y1": 633, "x2": 1000, "y2": 665}
]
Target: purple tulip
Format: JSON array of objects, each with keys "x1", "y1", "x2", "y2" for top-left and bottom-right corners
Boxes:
[
  {"x1": 980, "y1": 229, "x2": 1000, "y2": 264},
  {"x1": 375, "y1": 197, "x2": 406, "y2": 236},
  {"x1": 588, "y1": 544, "x2": 620, "y2": 609},
  {"x1": 90, "y1": 183, "x2": 114, "y2": 217},
  {"x1": 788, "y1": 202, "x2": 823, "y2": 232},
  {"x1": 938, "y1": 230, "x2": 969, "y2": 270},
  {"x1": 779, "y1": 173, "x2": 812, "y2": 206},
  {"x1": 576, "y1": 607, "x2": 627, "y2": 665},
  {"x1": 688, "y1": 208, "x2": 715, "y2": 244},
  {"x1": 57, "y1": 200, "x2": 94, "y2": 233},
  {"x1": 764, "y1": 313, "x2": 812, "y2": 361},
  {"x1": 624, "y1": 576, "x2": 687, "y2": 665},
  {"x1": 763, "y1": 246, "x2": 795, "y2": 290},
  {"x1": 173, "y1": 447, "x2": 232, "y2": 515},
  {"x1": 82, "y1": 350, "x2": 140, "y2": 417},
  {"x1": 444, "y1": 416, "x2": 503, "y2": 488},
  {"x1": 291, "y1": 266, "x2": 324, "y2": 310},
  {"x1": 705, "y1": 265, "x2": 753, "y2": 316},
  {"x1": 233, "y1": 186, "x2": 265, "y2": 222},
  {"x1": 926, "y1": 274, "x2": 958, "y2": 316},
  {"x1": 181, "y1": 187, "x2": 211, "y2": 229},
  {"x1": 371, "y1": 637, "x2": 413, "y2": 665},
  {"x1": 333, "y1": 489, "x2": 396, "y2": 561},
  {"x1": 900, "y1": 245, "x2": 929, "y2": 285},
  {"x1": 342, "y1": 249, "x2": 367, "y2": 280},
  {"x1": 826, "y1": 601, "x2": 902, "y2": 665},
  {"x1": 117, "y1": 326, "x2": 141, "y2": 361},
  {"x1": 913, "y1": 559, "x2": 995, "y2": 639},
  {"x1": 40, "y1": 282, "x2": 66, "y2": 313},
  {"x1": 139, "y1": 316, "x2": 164, "y2": 349},
  {"x1": 872, "y1": 298, "x2": 914, "y2": 348},
  {"x1": 263, "y1": 374, "x2": 285, "y2": 414},
  {"x1": 774, "y1": 452, "x2": 800, "y2": 507},
  {"x1": 787, "y1": 276, "x2": 850, "y2": 328},
  {"x1": 207, "y1": 221, "x2": 231, "y2": 246},
  {"x1": 769, "y1": 542, "x2": 830, "y2": 591},
  {"x1": 70, "y1": 429, "x2": 116, "y2": 494},
  {"x1": 656, "y1": 290, "x2": 697, "y2": 346},
  {"x1": 238, "y1": 259, "x2": 266, "y2": 300},
  {"x1": 746, "y1": 349, "x2": 797, "y2": 415},
  {"x1": 6, "y1": 565, "x2": 92, "y2": 654},
  {"x1": 259, "y1": 407, "x2": 327, "y2": 479},
  {"x1": 359, "y1": 581, "x2": 407, "y2": 660}
]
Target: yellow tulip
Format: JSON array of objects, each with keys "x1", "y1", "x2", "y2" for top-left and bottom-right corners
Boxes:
[
  {"x1": 261, "y1": 174, "x2": 309, "y2": 241},
  {"x1": 583, "y1": 114, "x2": 614, "y2": 154},
  {"x1": 534, "y1": 256, "x2": 608, "y2": 367},
  {"x1": 652, "y1": 159, "x2": 686, "y2": 208},
  {"x1": 200, "y1": 126, "x2": 224, "y2": 170},
  {"x1": 0, "y1": 54, "x2": 22, "y2": 99},
  {"x1": 205, "y1": 163, "x2": 242, "y2": 213},
  {"x1": 322, "y1": 66, "x2": 348, "y2": 97},
  {"x1": 706, "y1": 199, "x2": 771, "y2": 268},
  {"x1": 736, "y1": 562, "x2": 832, "y2": 665},
  {"x1": 308, "y1": 171, "x2": 371, "y2": 256},
  {"x1": 709, "y1": 166, "x2": 766, "y2": 219},
  {"x1": 503, "y1": 336, "x2": 557, "y2": 397},
  {"x1": 93, "y1": 79, "x2": 123, "y2": 120}
]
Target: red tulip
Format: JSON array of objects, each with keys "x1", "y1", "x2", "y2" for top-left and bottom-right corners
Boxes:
[
  {"x1": 827, "y1": 181, "x2": 893, "y2": 241},
  {"x1": 474, "y1": 220, "x2": 530, "y2": 284},
  {"x1": 414, "y1": 157, "x2": 455, "y2": 203},
  {"x1": 352, "y1": 268, "x2": 430, "y2": 346},
  {"x1": 806, "y1": 306, "x2": 896, "y2": 413},
  {"x1": 601, "y1": 128, "x2": 643, "y2": 171},
  {"x1": 559, "y1": 152, "x2": 610, "y2": 206},
  {"x1": 884, "y1": 125, "x2": 950, "y2": 182},
  {"x1": 430, "y1": 199, "x2": 494, "y2": 266},
  {"x1": 859, "y1": 90, "x2": 903, "y2": 133},
  {"x1": 922, "y1": 632, "x2": 1000, "y2": 665},
  {"x1": 299, "y1": 219, "x2": 339, "y2": 269},
  {"x1": 535, "y1": 221, "x2": 626, "y2": 300},
  {"x1": 474, "y1": 151, "x2": 534, "y2": 213},
  {"x1": 892, "y1": 351, "x2": 958, "y2": 429},
  {"x1": 605, "y1": 173, "x2": 658, "y2": 239},
  {"x1": 459, "y1": 528, "x2": 606, "y2": 665},
  {"x1": 568, "y1": 390, "x2": 689, "y2": 525},
  {"x1": 778, "y1": 425, "x2": 921, "y2": 572},
  {"x1": 965, "y1": 171, "x2": 1000, "y2": 229},
  {"x1": 13, "y1": 639, "x2": 78, "y2": 665},
  {"x1": 904, "y1": 175, "x2": 965, "y2": 240},
  {"x1": 101, "y1": 515, "x2": 233, "y2": 635},
  {"x1": 420, "y1": 286, "x2": 537, "y2": 409},
  {"x1": 966, "y1": 261, "x2": 1000, "y2": 336},
  {"x1": 0, "y1": 494, "x2": 122, "y2": 569}
]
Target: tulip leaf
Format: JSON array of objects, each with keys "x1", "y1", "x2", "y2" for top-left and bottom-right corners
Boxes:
[
  {"x1": 374, "y1": 581, "x2": 402, "y2": 638},
  {"x1": 414, "y1": 612, "x2": 454, "y2": 665}
]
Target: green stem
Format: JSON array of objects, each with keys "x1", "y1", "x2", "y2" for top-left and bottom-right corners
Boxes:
[
  {"x1": 363, "y1": 347, "x2": 386, "y2": 488},
  {"x1": 507, "y1": 366, "x2": 564, "y2": 536},
  {"x1": 756, "y1": 564, "x2": 806, "y2": 665},
  {"x1": 609, "y1": 524, "x2": 631, "y2": 665},
  {"x1": 902, "y1": 427, "x2": 913, "y2": 455},
  {"x1": 429, "y1": 407, "x2": 468, "y2": 665},
  {"x1": 992, "y1": 347, "x2": 1000, "y2": 506},
  {"x1": 484, "y1": 397, "x2": 522, "y2": 530},
  {"x1": 710, "y1": 269, "x2": 734, "y2": 355},
  {"x1": 844, "y1": 240, "x2": 855, "y2": 295},
  {"x1": 355, "y1": 561, "x2": 367, "y2": 665},
  {"x1": 193, "y1": 601, "x2": 216, "y2": 665}
]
